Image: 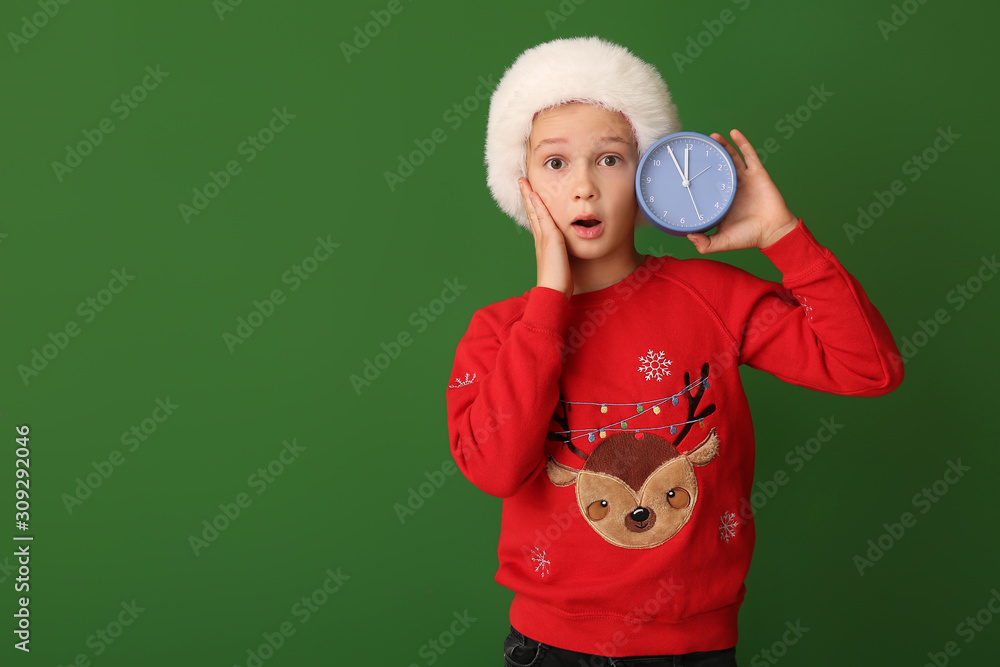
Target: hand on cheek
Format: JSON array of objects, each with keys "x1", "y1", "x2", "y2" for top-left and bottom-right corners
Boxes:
[{"x1": 519, "y1": 177, "x2": 573, "y2": 298}]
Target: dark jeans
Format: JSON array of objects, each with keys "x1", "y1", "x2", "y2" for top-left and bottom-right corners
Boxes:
[{"x1": 503, "y1": 625, "x2": 738, "y2": 667}]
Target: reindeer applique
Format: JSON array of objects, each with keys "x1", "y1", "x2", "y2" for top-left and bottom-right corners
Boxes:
[{"x1": 545, "y1": 363, "x2": 719, "y2": 549}]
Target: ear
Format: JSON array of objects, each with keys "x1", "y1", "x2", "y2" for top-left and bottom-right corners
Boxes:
[
  {"x1": 687, "y1": 428, "x2": 720, "y2": 467},
  {"x1": 546, "y1": 456, "x2": 581, "y2": 487}
]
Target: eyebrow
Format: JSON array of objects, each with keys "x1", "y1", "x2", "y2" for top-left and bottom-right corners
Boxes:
[{"x1": 532, "y1": 136, "x2": 634, "y2": 154}]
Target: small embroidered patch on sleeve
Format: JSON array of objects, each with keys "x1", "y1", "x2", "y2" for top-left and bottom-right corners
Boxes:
[
  {"x1": 529, "y1": 546, "x2": 550, "y2": 578},
  {"x1": 719, "y1": 510, "x2": 739, "y2": 543},
  {"x1": 448, "y1": 372, "x2": 478, "y2": 388},
  {"x1": 794, "y1": 294, "x2": 814, "y2": 321}
]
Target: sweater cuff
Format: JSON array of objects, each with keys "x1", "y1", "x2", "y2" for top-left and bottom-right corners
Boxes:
[
  {"x1": 520, "y1": 286, "x2": 571, "y2": 337},
  {"x1": 759, "y1": 219, "x2": 831, "y2": 285}
]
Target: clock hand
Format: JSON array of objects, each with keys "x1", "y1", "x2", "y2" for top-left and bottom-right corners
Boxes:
[
  {"x1": 665, "y1": 146, "x2": 690, "y2": 187},
  {"x1": 687, "y1": 186, "x2": 703, "y2": 221},
  {"x1": 684, "y1": 148, "x2": 689, "y2": 183},
  {"x1": 688, "y1": 165, "x2": 711, "y2": 182}
]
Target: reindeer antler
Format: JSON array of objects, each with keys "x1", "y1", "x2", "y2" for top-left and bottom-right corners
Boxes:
[
  {"x1": 672, "y1": 362, "x2": 715, "y2": 450},
  {"x1": 547, "y1": 395, "x2": 589, "y2": 461}
]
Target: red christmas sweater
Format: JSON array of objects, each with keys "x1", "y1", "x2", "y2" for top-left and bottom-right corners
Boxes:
[{"x1": 445, "y1": 220, "x2": 902, "y2": 656}]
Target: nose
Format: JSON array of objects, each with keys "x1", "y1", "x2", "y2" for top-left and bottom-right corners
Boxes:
[
  {"x1": 631, "y1": 507, "x2": 650, "y2": 522},
  {"x1": 571, "y1": 166, "x2": 598, "y2": 200}
]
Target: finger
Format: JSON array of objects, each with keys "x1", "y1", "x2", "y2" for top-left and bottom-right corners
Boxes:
[
  {"x1": 709, "y1": 132, "x2": 730, "y2": 148},
  {"x1": 727, "y1": 129, "x2": 764, "y2": 172},
  {"x1": 710, "y1": 132, "x2": 746, "y2": 173},
  {"x1": 523, "y1": 184, "x2": 559, "y2": 237},
  {"x1": 518, "y1": 178, "x2": 541, "y2": 239},
  {"x1": 529, "y1": 192, "x2": 564, "y2": 246},
  {"x1": 520, "y1": 179, "x2": 564, "y2": 252},
  {"x1": 686, "y1": 232, "x2": 711, "y2": 254},
  {"x1": 686, "y1": 230, "x2": 734, "y2": 255}
]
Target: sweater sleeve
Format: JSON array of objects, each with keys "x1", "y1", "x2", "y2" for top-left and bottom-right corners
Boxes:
[
  {"x1": 446, "y1": 286, "x2": 571, "y2": 498},
  {"x1": 738, "y1": 219, "x2": 904, "y2": 396}
]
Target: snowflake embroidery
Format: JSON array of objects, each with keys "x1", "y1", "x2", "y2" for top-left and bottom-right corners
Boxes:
[
  {"x1": 795, "y1": 294, "x2": 814, "y2": 321},
  {"x1": 638, "y1": 350, "x2": 672, "y2": 382},
  {"x1": 529, "y1": 547, "x2": 550, "y2": 578},
  {"x1": 448, "y1": 373, "x2": 477, "y2": 388},
  {"x1": 719, "y1": 510, "x2": 738, "y2": 543}
]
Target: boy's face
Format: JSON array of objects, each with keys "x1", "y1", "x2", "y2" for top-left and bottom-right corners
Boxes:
[{"x1": 526, "y1": 102, "x2": 639, "y2": 261}]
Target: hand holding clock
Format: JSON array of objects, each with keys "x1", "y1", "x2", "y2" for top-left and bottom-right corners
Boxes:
[{"x1": 685, "y1": 129, "x2": 800, "y2": 254}]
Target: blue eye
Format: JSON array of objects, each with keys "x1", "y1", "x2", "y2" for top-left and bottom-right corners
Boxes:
[{"x1": 545, "y1": 158, "x2": 564, "y2": 170}]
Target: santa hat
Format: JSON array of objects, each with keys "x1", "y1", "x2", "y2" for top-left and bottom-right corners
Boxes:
[{"x1": 485, "y1": 36, "x2": 682, "y2": 229}]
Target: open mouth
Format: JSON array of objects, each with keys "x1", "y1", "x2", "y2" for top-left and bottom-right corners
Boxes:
[{"x1": 572, "y1": 218, "x2": 602, "y2": 228}]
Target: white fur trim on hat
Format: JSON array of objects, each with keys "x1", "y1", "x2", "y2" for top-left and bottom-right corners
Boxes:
[{"x1": 485, "y1": 36, "x2": 682, "y2": 228}]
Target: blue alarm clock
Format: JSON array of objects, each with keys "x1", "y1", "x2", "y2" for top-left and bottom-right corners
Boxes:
[{"x1": 635, "y1": 131, "x2": 737, "y2": 236}]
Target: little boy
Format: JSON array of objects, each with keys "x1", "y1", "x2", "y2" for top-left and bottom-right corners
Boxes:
[{"x1": 446, "y1": 37, "x2": 902, "y2": 666}]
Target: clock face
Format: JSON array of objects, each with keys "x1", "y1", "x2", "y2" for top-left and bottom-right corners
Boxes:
[{"x1": 635, "y1": 132, "x2": 737, "y2": 236}]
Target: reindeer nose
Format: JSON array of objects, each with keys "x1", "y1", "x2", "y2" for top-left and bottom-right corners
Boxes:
[{"x1": 631, "y1": 507, "x2": 650, "y2": 522}]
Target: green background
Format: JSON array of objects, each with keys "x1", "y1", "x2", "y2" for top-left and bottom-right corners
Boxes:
[{"x1": 3, "y1": 0, "x2": 998, "y2": 664}]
